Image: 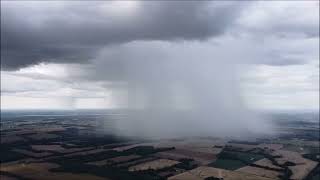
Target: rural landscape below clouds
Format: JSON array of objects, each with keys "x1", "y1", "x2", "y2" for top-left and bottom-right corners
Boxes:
[{"x1": 1, "y1": 1, "x2": 319, "y2": 180}]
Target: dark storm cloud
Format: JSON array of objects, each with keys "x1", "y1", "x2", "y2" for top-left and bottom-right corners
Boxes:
[{"x1": 1, "y1": 1, "x2": 245, "y2": 70}]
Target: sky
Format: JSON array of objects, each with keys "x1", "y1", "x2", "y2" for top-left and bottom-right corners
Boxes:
[{"x1": 1, "y1": 1, "x2": 319, "y2": 111}]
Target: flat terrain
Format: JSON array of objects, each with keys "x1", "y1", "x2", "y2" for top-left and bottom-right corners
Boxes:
[
  {"x1": 128, "y1": 159, "x2": 180, "y2": 171},
  {"x1": 1, "y1": 110, "x2": 319, "y2": 180},
  {"x1": 236, "y1": 166, "x2": 282, "y2": 179},
  {"x1": 168, "y1": 166, "x2": 274, "y2": 180},
  {"x1": 1, "y1": 162, "x2": 107, "y2": 180},
  {"x1": 253, "y1": 158, "x2": 284, "y2": 170}
]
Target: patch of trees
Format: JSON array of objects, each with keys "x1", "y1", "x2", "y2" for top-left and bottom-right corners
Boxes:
[
  {"x1": 53, "y1": 146, "x2": 174, "y2": 164},
  {"x1": 0, "y1": 147, "x2": 27, "y2": 163},
  {"x1": 303, "y1": 153, "x2": 320, "y2": 162},
  {"x1": 59, "y1": 150, "x2": 120, "y2": 163},
  {"x1": 50, "y1": 160, "x2": 164, "y2": 180},
  {"x1": 122, "y1": 146, "x2": 174, "y2": 156},
  {"x1": 255, "y1": 151, "x2": 294, "y2": 180},
  {"x1": 175, "y1": 158, "x2": 197, "y2": 170},
  {"x1": 204, "y1": 177, "x2": 223, "y2": 180},
  {"x1": 229, "y1": 140, "x2": 260, "y2": 145},
  {"x1": 304, "y1": 163, "x2": 320, "y2": 180},
  {"x1": 0, "y1": 171, "x2": 33, "y2": 180},
  {"x1": 217, "y1": 151, "x2": 263, "y2": 164}
]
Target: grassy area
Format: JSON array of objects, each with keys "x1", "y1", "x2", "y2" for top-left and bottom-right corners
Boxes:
[
  {"x1": 0, "y1": 147, "x2": 28, "y2": 163},
  {"x1": 305, "y1": 164, "x2": 320, "y2": 180},
  {"x1": 122, "y1": 146, "x2": 174, "y2": 156},
  {"x1": 46, "y1": 145, "x2": 175, "y2": 179},
  {"x1": 311, "y1": 174, "x2": 320, "y2": 180},
  {"x1": 208, "y1": 151, "x2": 264, "y2": 170},
  {"x1": 50, "y1": 160, "x2": 162, "y2": 180},
  {"x1": 219, "y1": 151, "x2": 264, "y2": 163},
  {"x1": 209, "y1": 159, "x2": 246, "y2": 170},
  {"x1": 283, "y1": 144, "x2": 320, "y2": 154},
  {"x1": 303, "y1": 153, "x2": 320, "y2": 161},
  {"x1": 238, "y1": 152, "x2": 263, "y2": 163}
]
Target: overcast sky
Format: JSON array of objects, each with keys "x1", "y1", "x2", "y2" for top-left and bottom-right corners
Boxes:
[{"x1": 1, "y1": 1, "x2": 319, "y2": 110}]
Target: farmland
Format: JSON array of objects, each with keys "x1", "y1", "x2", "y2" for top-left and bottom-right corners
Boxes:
[{"x1": 1, "y1": 110, "x2": 319, "y2": 180}]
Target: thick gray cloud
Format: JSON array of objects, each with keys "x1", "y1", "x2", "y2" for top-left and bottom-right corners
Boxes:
[
  {"x1": 1, "y1": 1, "x2": 318, "y2": 113},
  {"x1": 1, "y1": 1, "x2": 245, "y2": 70},
  {"x1": 2, "y1": 1, "x2": 318, "y2": 70}
]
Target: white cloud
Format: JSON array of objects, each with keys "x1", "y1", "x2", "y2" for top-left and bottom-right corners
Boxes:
[
  {"x1": 1, "y1": 96, "x2": 74, "y2": 110},
  {"x1": 241, "y1": 62, "x2": 319, "y2": 110},
  {"x1": 0, "y1": 63, "x2": 115, "y2": 109},
  {"x1": 237, "y1": 1, "x2": 319, "y2": 37}
]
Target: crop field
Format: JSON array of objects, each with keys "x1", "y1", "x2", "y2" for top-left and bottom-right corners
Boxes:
[
  {"x1": 209, "y1": 159, "x2": 246, "y2": 170},
  {"x1": 311, "y1": 174, "x2": 320, "y2": 180},
  {"x1": 168, "y1": 166, "x2": 274, "y2": 180},
  {"x1": 236, "y1": 166, "x2": 282, "y2": 179},
  {"x1": 128, "y1": 159, "x2": 180, "y2": 171},
  {"x1": 209, "y1": 150, "x2": 264, "y2": 170},
  {"x1": 87, "y1": 155, "x2": 141, "y2": 166},
  {"x1": 253, "y1": 158, "x2": 283, "y2": 170},
  {"x1": 289, "y1": 161, "x2": 318, "y2": 180},
  {"x1": 1, "y1": 110, "x2": 318, "y2": 180},
  {"x1": 0, "y1": 163, "x2": 107, "y2": 180},
  {"x1": 31, "y1": 145, "x2": 66, "y2": 152},
  {"x1": 163, "y1": 148, "x2": 217, "y2": 165}
]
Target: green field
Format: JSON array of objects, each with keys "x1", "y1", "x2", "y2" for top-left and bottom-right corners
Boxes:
[
  {"x1": 209, "y1": 151, "x2": 264, "y2": 170},
  {"x1": 232, "y1": 151, "x2": 264, "y2": 163},
  {"x1": 311, "y1": 174, "x2": 320, "y2": 180},
  {"x1": 209, "y1": 159, "x2": 246, "y2": 170}
]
